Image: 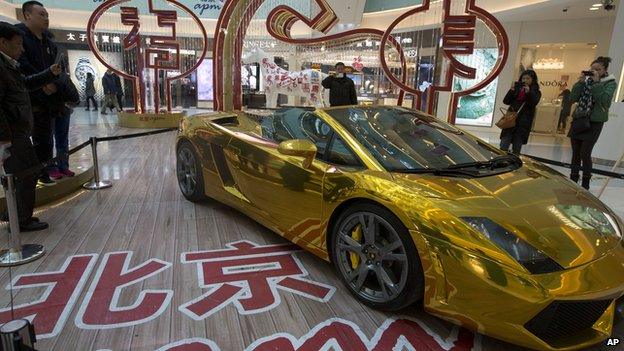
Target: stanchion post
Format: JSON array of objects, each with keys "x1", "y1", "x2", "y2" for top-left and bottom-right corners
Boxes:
[
  {"x1": 83, "y1": 136, "x2": 112, "y2": 190},
  {"x1": 597, "y1": 150, "x2": 624, "y2": 198},
  {"x1": 0, "y1": 174, "x2": 45, "y2": 266},
  {"x1": 0, "y1": 319, "x2": 37, "y2": 351}
]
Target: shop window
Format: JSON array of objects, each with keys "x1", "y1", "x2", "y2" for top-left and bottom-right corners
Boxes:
[{"x1": 517, "y1": 43, "x2": 597, "y2": 134}]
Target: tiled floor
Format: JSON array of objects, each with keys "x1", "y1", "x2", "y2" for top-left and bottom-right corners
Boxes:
[{"x1": 0, "y1": 108, "x2": 621, "y2": 351}]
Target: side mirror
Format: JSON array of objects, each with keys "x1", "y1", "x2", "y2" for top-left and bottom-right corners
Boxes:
[{"x1": 278, "y1": 139, "x2": 317, "y2": 169}]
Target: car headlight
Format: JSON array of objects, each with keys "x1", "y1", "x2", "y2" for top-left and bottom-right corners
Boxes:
[
  {"x1": 554, "y1": 205, "x2": 622, "y2": 239},
  {"x1": 461, "y1": 217, "x2": 563, "y2": 274}
]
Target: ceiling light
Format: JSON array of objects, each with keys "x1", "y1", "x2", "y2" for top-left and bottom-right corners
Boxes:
[
  {"x1": 534, "y1": 58, "x2": 565, "y2": 70},
  {"x1": 590, "y1": 7, "x2": 599, "y2": 10},
  {"x1": 536, "y1": 45, "x2": 540, "y2": 48},
  {"x1": 592, "y1": 3, "x2": 602, "y2": 6}
]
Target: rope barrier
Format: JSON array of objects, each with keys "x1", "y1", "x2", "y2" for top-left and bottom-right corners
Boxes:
[
  {"x1": 95, "y1": 127, "x2": 177, "y2": 142},
  {"x1": 523, "y1": 154, "x2": 624, "y2": 180},
  {"x1": 12, "y1": 128, "x2": 177, "y2": 182},
  {"x1": 14, "y1": 139, "x2": 93, "y2": 182}
]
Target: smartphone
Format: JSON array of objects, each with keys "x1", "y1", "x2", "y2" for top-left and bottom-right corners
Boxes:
[{"x1": 582, "y1": 70, "x2": 593, "y2": 76}]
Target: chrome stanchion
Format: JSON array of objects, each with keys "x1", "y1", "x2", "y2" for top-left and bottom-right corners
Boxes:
[
  {"x1": 0, "y1": 319, "x2": 37, "y2": 351},
  {"x1": 0, "y1": 175, "x2": 45, "y2": 267},
  {"x1": 83, "y1": 137, "x2": 112, "y2": 190}
]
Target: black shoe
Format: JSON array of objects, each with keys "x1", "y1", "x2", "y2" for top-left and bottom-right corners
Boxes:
[
  {"x1": 8, "y1": 219, "x2": 49, "y2": 233},
  {"x1": 38, "y1": 174, "x2": 56, "y2": 186},
  {"x1": 582, "y1": 176, "x2": 591, "y2": 190},
  {"x1": 20, "y1": 219, "x2": 49, "y2": 232},
  {"x1": 570, "y1": 173, "x2": 579, "y2": 183}
]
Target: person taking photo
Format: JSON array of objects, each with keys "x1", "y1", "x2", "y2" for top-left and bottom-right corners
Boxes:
[
  {"x1": 568, "y1": 56, "x2": 617, "y2": 190},
  {"x1": 322, "y1": 62, "x2": 357, "y2": 107},
  {"x1": 499, "y1": 69, "x2": 542, "y2": 155}
]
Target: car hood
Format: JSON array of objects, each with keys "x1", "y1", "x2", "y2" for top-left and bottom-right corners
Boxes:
[{"x1": 392, "y1": 163, "x2": 623, "y2": 269}]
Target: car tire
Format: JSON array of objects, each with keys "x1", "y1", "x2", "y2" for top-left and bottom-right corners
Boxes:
[
  {"x1": 330, "y1": 202, "x2": 424, "y2": 311},
  {"x1": 176, "y1": 140, "x2": 207, "y2": 202}
]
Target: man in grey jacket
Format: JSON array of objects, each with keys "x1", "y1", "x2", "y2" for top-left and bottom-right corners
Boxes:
[{"x1": 0, "y1": 22, "x2": 61, "y2": 231}]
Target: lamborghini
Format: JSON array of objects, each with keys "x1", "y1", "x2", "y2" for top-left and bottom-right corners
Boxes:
[{"x1": 176, "y1": 105, "x2": 624, "y2": 350}]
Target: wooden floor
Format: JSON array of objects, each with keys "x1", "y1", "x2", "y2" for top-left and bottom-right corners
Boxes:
[{"x1": 0, "y1": 114, "x2": 622, "y2": 351}]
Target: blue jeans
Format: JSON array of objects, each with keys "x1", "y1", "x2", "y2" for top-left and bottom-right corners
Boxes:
[{"x1": 53, "y1": 108, "x2": 71, "y2": 171}]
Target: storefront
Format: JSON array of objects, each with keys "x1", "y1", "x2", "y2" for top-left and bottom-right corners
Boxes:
[{"x1": 516, "y1": 42, "x2": 597, "y2": 135}]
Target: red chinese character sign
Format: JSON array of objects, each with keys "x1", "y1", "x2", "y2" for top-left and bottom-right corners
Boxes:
[
  {"x1": 213, "y1": 0, "x2": 408, "y2": 111},
  {"x1": 378, "y1": 0, "x2": 508, "y2": 122},
  {"x1": 87, "y1": 0, "x2": 208, "y2": 114},
  {"x1": 213, "y1": 0, "x2": 508, "y2": 124}
]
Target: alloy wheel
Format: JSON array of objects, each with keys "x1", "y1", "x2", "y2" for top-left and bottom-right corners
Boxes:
[
  {"x1": 335, "y1": 212, "x2": 409, "y2": 303},
  {"x1": 177, "y1": 146, "x2": 198, "y2": 197}
]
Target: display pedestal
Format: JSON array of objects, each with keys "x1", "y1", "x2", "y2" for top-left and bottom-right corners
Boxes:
[
  {"x1": 0, "y1": 167, "x2": 94, "y2": 214},
  {"x1": 118, "y1": 111, "x2": 186, "y2": 129}
]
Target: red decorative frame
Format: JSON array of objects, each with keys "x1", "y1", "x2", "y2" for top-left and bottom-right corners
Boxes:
[
  {"x1": 379, "y1": 0, "x2": 508, "y2": 122},
  {"x1": 87, "y1": 0, "x2": 208, "y2": 113},
  {"x1": 213, "y1": 0, "x2": 508, "y2": 125}
]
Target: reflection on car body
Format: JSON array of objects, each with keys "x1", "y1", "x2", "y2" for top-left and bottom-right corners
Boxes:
[{"x1": 176, "y1": 105, "x2": 624, "y2": 351}]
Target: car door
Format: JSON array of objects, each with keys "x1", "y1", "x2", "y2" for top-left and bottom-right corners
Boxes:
[{"x1": 228, "y1": 108, "x2": 332, "y2": 239}]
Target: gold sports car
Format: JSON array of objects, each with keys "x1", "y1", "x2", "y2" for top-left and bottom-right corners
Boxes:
[{"x1": 176, "y1": 105, "x2": 624, "y2": 350}]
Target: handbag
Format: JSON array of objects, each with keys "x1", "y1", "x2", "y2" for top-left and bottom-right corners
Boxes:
[
  {"x1": 495, "y1": 103, "x2": 525, "y2": 129},
  {"x1": 569, "y1": 107, "x2": 591, "y2": 135},
  {"x1": 568, "y1": 79, "x2": 594, "y2": 135}
]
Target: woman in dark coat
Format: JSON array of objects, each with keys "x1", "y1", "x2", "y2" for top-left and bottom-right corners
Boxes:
[
  {"x1": 85, "y1": 72, "x2": 97, "y2": 111},
  {"x1": 500, "y1": 70, "x2": 542, "y2": 154}
]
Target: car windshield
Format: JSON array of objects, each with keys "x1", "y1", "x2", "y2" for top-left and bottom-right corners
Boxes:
[{"x1": 325, "y1": 107, "x2": 508, "y2": 172}]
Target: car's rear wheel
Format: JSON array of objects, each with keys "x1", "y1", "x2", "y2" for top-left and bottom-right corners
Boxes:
[
  {"x1": 331, "y1": 203, "x2": 423, "y2": 311},
  {"x1": 176, "y1": 140, "x2": 207, "y2": 202}
]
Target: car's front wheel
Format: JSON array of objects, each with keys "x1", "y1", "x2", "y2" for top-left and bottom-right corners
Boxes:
[
  {"x1": 331, "y1": 203, "x2": 424, "y2": 311},
  {"x1": 176, "y1": 140, "x2": 207, "y2": 202}
]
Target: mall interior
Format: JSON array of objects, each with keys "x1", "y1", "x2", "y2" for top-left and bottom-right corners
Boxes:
[{"x1": 0, "y1": 0, "x2": 624, "y2": 350}]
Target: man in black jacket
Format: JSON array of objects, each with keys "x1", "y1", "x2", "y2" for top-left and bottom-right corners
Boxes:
[
  {"x1": 16, "y1": 1, "x2": 59, "y2": 186},
  {"x1": 0, "y1": 22, "x2": 61, "y2": 231},
  {"x1": 101, "y1": 69, "x2": 121, "y2": 115},
  {"x1": 113, "y1": 72, "x2": 124, "y2": 109},
  {"x1": 321, "y1": 62, "x2": 358, "y2": 107}
]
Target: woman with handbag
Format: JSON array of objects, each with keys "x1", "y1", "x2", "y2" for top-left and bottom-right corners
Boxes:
[
  {"x1": 568, "y1": 56, "x2": 617, "y2": 190},
  {"x1": 499, "y1": 70, "x2": 541, "y2": 155}
]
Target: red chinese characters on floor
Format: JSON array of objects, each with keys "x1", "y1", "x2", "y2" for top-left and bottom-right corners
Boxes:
[
  {"x1": 0, "y1": 242, "x2": 477, "y2": 350},
  {"x1": 0, "y1": 254, "x2": 98, "y2": 338},
  {"x1": 179, "y1": 240, "x2": 335, "y2": 319},
  {"x1": 156, "y1": 319, "x2": 475, "y2": 351},
  {"x1": 75, "y1": 252, "x2": 173, "y2": 329}
]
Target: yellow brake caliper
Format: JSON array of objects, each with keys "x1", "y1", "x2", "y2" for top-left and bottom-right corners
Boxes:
[{"x1": 350, "y1": 224, "x2": 363, "y2": 269}]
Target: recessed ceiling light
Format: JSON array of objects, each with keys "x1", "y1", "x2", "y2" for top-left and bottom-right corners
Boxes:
[
  {"x1": 590, "y1": 7, "x2": 599, "y2": 10},
  {"x1": 536, "y1": 45, "x2": 541, "y2": 48},
  {"x1": 592, "y1": 3, "x2": 602, "y2": 6}
]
